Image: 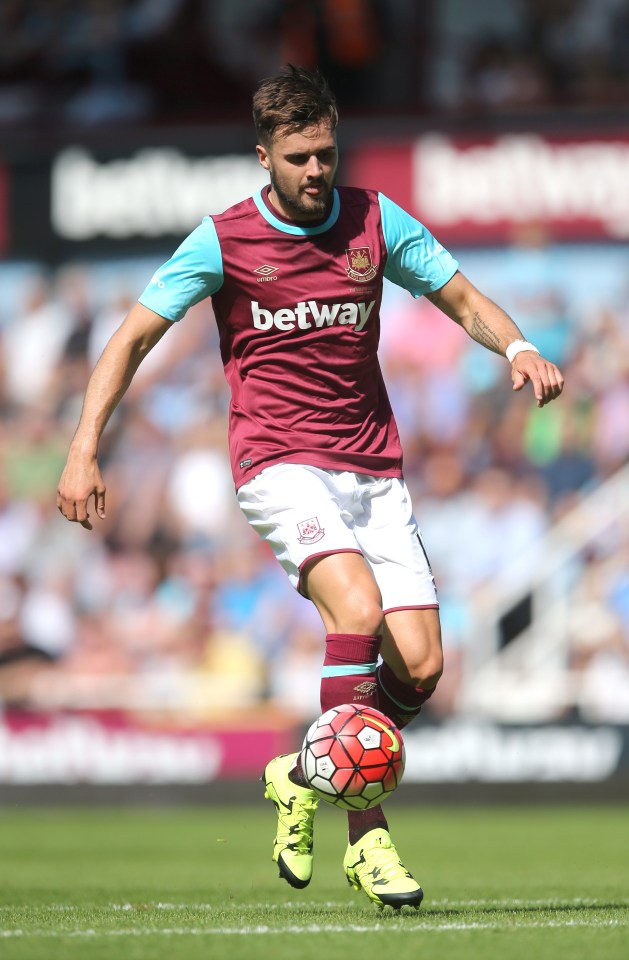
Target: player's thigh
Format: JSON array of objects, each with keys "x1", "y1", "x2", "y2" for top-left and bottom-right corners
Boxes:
[
  {"x1": 354, "y1": 476, "x2": 438, "y2": 614},
  {"x1": 381, "y1": 607, "x2": 443, "y2": 687},
  {"x1": 237, "y1": 462, "x2": 361, "y2": 594},
  {"x1": 302, "y1": 551, "x2": 383, "y2": 636}
]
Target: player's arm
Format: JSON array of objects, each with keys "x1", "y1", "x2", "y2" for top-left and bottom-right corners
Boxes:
[
  {"x1": 378, "y1": 192, "x2": 564, "y2": 407},
  {"x1": 57, "y1": 304, "x2": 172, "y2": 530},
  {"x1": 426, "y1": 271, "x2": 564, "y2": 408}
]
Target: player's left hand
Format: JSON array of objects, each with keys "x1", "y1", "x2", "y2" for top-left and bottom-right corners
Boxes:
[{"x1": 511, "y1": 351, "x2": 564, "y2": 407}]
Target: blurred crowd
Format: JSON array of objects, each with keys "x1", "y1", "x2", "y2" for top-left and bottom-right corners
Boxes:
[
  {"x1": 1, "y1": 0, "x2": 629, "y2": 727},
  {"x1": 1, "y1": 0, "x2": 628, "y2": 130},
  {"x1": 1, "y1": 229, "x2": 629, "y2": 725},
  {"x1": 432, "y1": 0, "x2": 629, "y2": 115}
]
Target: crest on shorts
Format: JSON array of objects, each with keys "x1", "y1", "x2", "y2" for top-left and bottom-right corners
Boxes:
[
  {"x1": 345, "y1": 246, "x2": 377, "y2": 282},
  {"x1": 297, "y1": 516, "x2": 325, "y2": 544}
]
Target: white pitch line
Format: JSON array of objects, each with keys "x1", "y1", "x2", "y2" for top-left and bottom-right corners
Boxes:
[
  {"x1": 0, "y1": 918, "x2": 625, "y2": 938},
  {"x1": 0, "y1": 897, "x2": 624, "y2": 913}
]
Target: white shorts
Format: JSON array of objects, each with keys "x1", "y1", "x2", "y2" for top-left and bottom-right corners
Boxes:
[{"x1": 237, "y1": 463, "x2": 438, "y2": 613}]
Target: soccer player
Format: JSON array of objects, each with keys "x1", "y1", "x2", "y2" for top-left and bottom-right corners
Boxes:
[{"x1": 57, "y1": 66, "x2": 564, "y2": 908}]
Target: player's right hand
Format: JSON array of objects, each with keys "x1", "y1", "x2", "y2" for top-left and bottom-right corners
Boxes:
[{"x1": 56, "y1": 458, "x2": 106, "y2": 530}]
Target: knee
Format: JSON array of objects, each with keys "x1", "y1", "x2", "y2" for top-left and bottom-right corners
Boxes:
[
  {"x1": 417, "y1": 656, "x2": 444, "y2": 691},
  {"x1": 304, "y1": 553, "x2": 384, "y2": 637},
  {"x1": 400, "y1": 650, "x2": 444, "y2": 690},
  {"x1": 335, "y1": 592, "x2": 383, "y2": 638}
]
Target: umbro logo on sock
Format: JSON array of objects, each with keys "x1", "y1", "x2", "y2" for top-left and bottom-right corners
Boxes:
[{"x1": 354, "y1": 681, "x2": 377, "y2": 695}]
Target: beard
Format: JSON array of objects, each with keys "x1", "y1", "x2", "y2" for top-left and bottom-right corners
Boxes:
[{"x1": 269, "y1": 169, "x2": 334, "y2": 220}]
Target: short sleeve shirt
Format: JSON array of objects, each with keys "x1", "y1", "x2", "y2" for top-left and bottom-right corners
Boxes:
[{"x1": 139, "y1": 187, "x2": 458, "y2": 488}]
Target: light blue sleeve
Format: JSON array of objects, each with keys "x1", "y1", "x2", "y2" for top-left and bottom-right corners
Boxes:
[
  {"x1": 379, "y1": 193, "x2": 459, "y2": 298},
  {"x1": 137, "y1": 216, "x2": 223, "y2": 321}
]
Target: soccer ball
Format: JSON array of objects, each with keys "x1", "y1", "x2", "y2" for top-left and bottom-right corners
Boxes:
[{"x1": 300, "y1": 703, "x2": 405, "y2": 810}]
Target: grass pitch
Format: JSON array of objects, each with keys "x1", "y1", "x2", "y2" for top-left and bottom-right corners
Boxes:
[{"x1": 0, "y1": 801, "x2": 627, "y2": 960}]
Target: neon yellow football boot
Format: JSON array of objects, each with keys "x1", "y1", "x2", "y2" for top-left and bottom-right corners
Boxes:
[
  {"x1": 343, "y1": 828, "x2": 424, "y2": 909},
  {"x1": 262, "y1": 752, "x2": 319, "y2": 889}
]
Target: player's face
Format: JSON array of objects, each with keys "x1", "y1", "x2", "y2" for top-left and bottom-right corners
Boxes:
[{"x1": 257, "y1": 124, "x2": 338, "y2": 222}]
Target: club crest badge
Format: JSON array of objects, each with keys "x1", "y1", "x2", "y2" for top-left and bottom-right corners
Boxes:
[
  {"x1": 345, "y1": 246, "x2": 378, "y2": 282},
  {"x1": 297, "y1": 517, "x2": 326, "y2": 544}
]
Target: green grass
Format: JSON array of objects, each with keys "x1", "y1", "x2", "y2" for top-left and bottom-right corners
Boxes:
[{"x1": 0, "y1": 802, "x2": 627, "y2": 960}]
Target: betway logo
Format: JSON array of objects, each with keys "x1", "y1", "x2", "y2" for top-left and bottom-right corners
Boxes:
[
  {"x1": 414, "y1": 134, "x2": 629, "y2": 236},
  {"x1": 51, "y1": 147, "x2": 267, "y2": 239},
  {"x1": 252, "y1": 300, "x2": 375, "y2": 332}
]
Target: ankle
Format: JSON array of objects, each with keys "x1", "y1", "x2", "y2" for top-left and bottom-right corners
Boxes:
[
  {"x1": 347, "y1": 807, "x2": 388, "y2": 845},
  {"x1": 288, "y1": 754, "x2": 309, "y2": 789}
]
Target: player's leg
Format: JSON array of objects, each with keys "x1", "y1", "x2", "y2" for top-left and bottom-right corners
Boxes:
[
  {"x1": 351, "y1": 476, "x2": 442, "y2": 728},
  {"x1": 377, "y1": 607, "x2": 443, "y2": 730},
  {"x1": 263, "y1": 549, "x2": 386, "y2": 889},
  {"x1": 241, "y1": 464, "x2": 377, "y2": 888},
  {"x1": 261, "y1": 750, "x2": 319, "y2": 888},
  {"x1": 342, "y1": 477, "x2": 437, "y2": 908},
  {"x1": 302, "y1": 549, "x2": 383, "y2": 713},
  {"x1": 240, "y1": 465, "x2": 386, "y2": 728},
  {"x1": 343, "y1": 609, "x2": 442, "y2": 906},
  {"x1": 341, "y1": 617, "x2": 440, "y2": 911},
  {"x1": 303, "y1": 548, "x2": 426, "y2": 908},
  {"x1": 294, "y1": 547, "x2": 385, "y2": 789}
]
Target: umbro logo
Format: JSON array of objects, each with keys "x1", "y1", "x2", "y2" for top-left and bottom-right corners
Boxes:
[
  {"x1": 354, "y1": 681, "x2": 377, "y2": 695},
  {"x1": 254, "y1": 264, "x2": 279, "y2": 282}
]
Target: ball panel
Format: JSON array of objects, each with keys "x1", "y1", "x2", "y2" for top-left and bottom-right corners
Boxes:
[
  {"x1": 306, "y1": 722, "x2": 336, "y2": 743},
  {"x1": 308, "y1": 737, "x2": 335, "y2": 758},
  {"x1": 337, "y1": 733, "x2": 365, "y2": 766},
  {"x1": 329, "y1": 709, "x2": 358, "y2": 734},
  {"x1": 302, "y1": 749, "x2": 319, "y2": 784},
  {"x1": 314, "y1": 755, "x2": 336, "y2": 781},
  {"x1": 361, "y1": 780, "x2": 388, "y2": 802},
  {"x1": 318, "y1": 707, "x2": 343, "y2": 725},
  {"x1": 357, "y1": 726, "x2": 382, "y2": 750},
  {"x1": 309, "y1": 774, "x2": 337, "y2": 797},
  {"x1": 336, "y1": 791, "x2": 372, "y2": 811}
]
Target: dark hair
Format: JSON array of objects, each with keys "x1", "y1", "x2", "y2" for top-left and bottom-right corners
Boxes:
[{"x1": 253, "y1": 65, "x2": 338, "y2": 146}]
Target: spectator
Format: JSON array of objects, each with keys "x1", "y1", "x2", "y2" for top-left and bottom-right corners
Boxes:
[
  {"x1": 1, "y1": 237, "x2": 628, "y2": 723},
  {"x1": 1, "y1": 275, "x2": 71, "y2": 409}
]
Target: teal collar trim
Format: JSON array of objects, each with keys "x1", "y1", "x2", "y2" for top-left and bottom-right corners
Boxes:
[{"x1": 253, "y1": 188, "x2": 340, "y2": 235}]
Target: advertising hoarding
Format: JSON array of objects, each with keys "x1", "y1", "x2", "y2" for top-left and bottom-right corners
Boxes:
[{"x1": 346, "y1": 132, "x2": 629, "y2": 243}]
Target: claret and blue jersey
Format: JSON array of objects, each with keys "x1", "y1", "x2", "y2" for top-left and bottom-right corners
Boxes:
[{"x1": 139, "y1": 186, "x2": 458, "y2": 488}]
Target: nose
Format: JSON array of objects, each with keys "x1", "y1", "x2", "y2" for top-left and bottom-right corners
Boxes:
[{"x1": 305, "y1": 155, "x2": 323, "y2": 178}]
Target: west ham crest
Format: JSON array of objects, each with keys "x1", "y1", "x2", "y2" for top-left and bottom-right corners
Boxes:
[
  {"x1": 297, "y1": 517, "x2": 326, "y2": 544},
  {"x1": 345, "y1": 246, "x2": 378, "y2": 282}
]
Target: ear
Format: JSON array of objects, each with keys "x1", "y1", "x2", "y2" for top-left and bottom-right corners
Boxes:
[{"x1": 256, "y1": 144, "x2": 270, "y2": 171}]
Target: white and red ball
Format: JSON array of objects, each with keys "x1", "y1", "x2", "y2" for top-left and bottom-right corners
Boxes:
[{"x1": 300, "y1": 703, "x2": 405, "y2": 810}]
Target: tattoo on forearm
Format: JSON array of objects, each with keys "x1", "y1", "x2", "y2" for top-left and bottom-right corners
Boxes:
[
  {"x1": 471, "y1": 313, "x2": 502, "y2": 351},
  {"x1": 425, "y1": 291, "x2": 442, "y2": 307}
]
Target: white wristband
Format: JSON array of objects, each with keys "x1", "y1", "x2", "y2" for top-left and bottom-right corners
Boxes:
[{"x1": 506, "y1": 340, "x2": 540, "y2": 363}]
